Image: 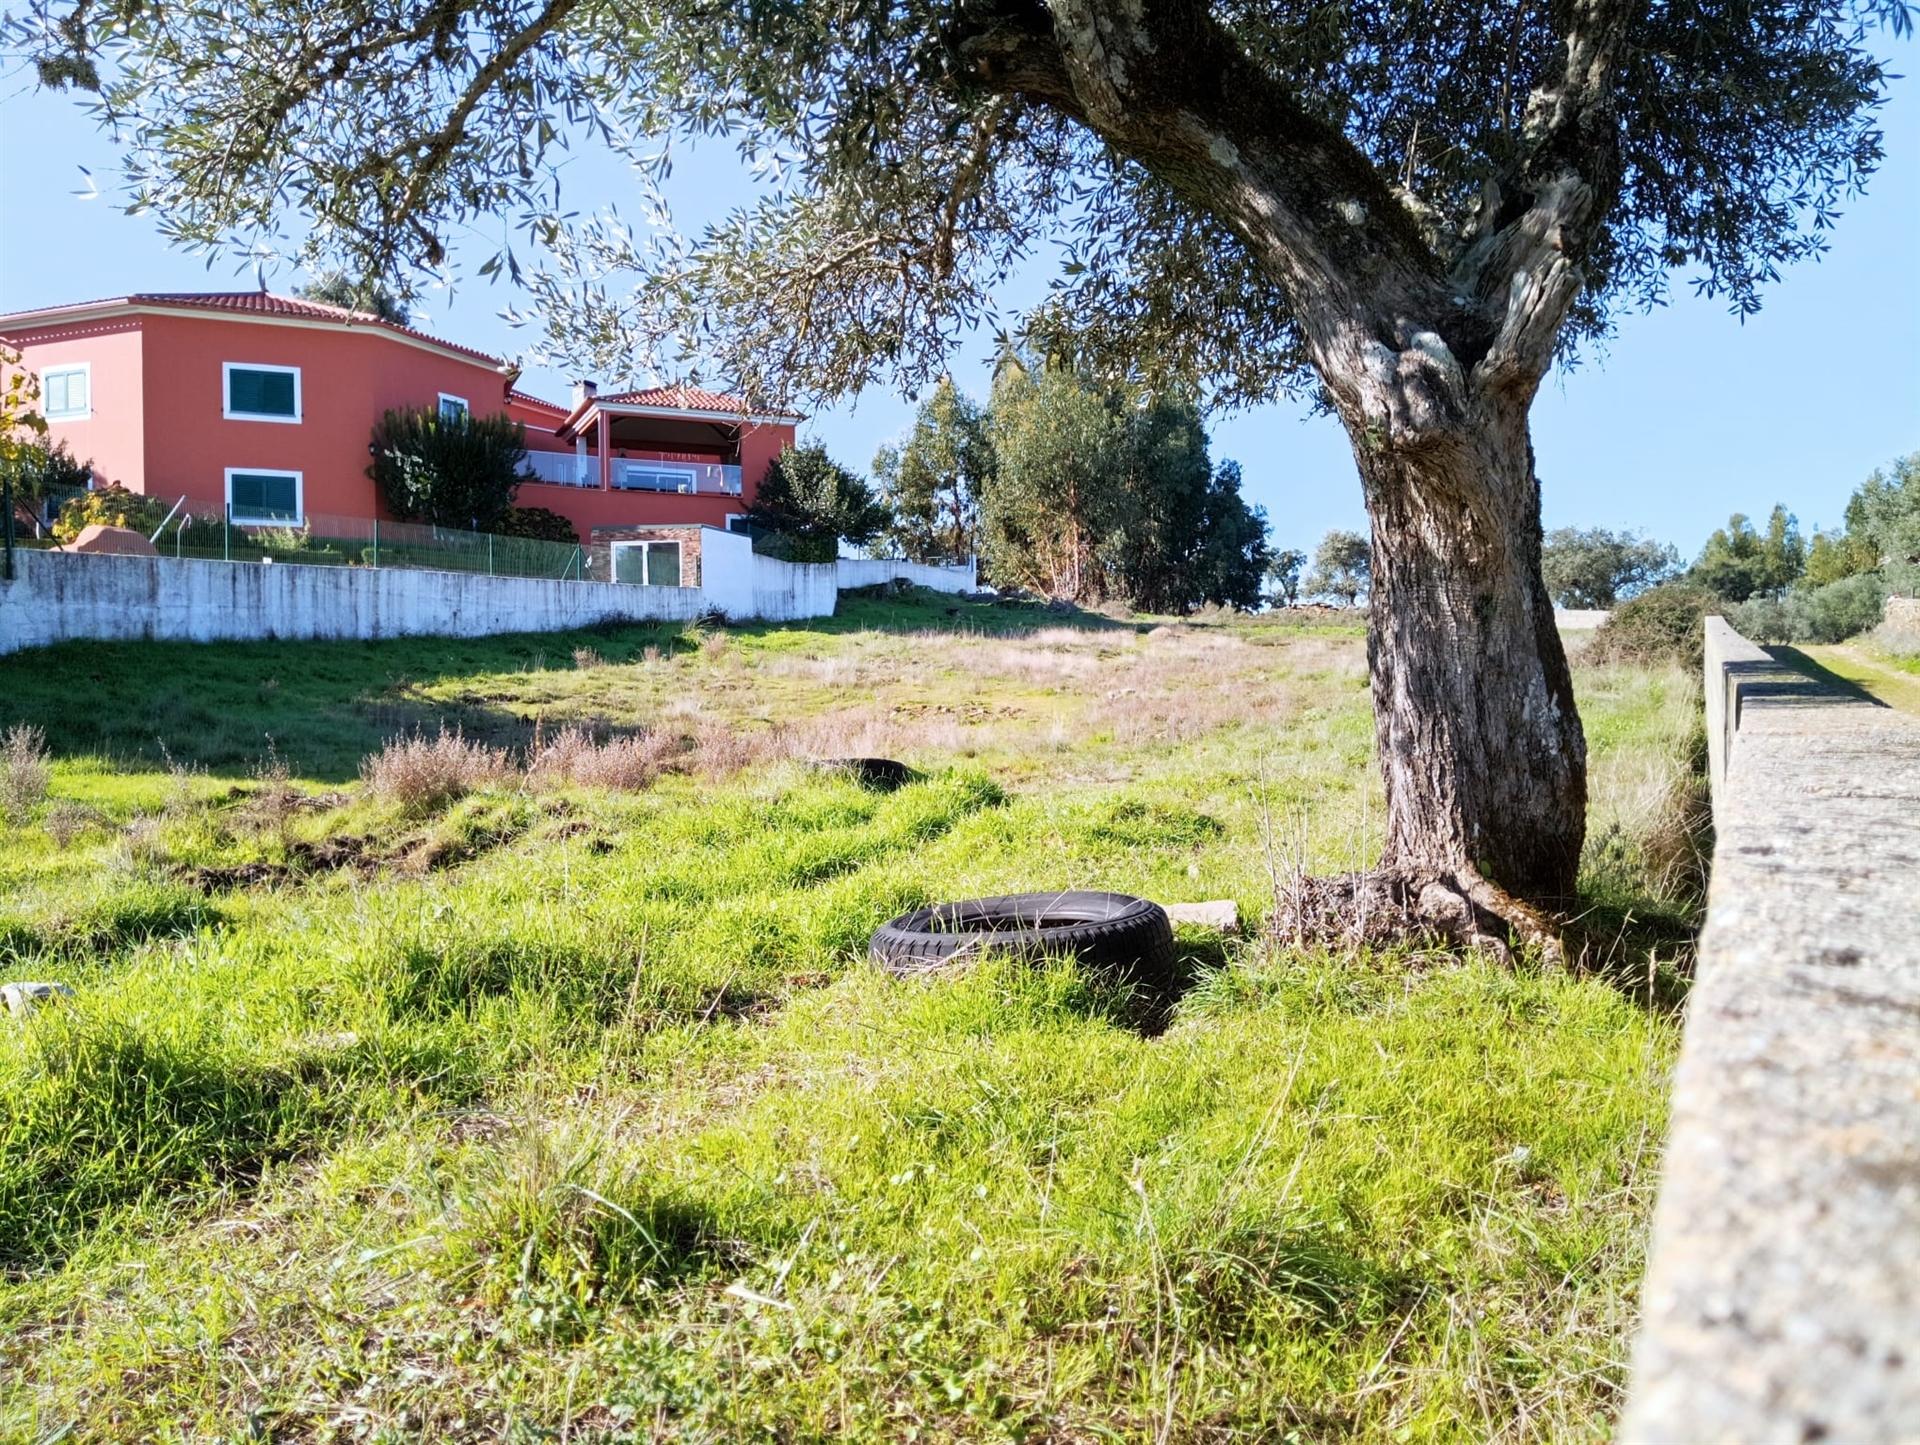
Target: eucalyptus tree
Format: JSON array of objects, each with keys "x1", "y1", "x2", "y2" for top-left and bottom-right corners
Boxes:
[
  {"x1": 21, "y1": 0, "x2": 1907, "y2": 921},
  {"x1": 873, "y1": 378, "x2": 994, "y2": 566}
]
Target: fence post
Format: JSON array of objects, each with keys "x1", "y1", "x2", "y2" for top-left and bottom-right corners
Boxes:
[
  {"x1": 2, "y1": 472, "x2": 14, "y2": 582},
  {"x1": 488, "y1": 533, "x2": 494, "y2": 576},
  {"x1": 223, "y1": 505, "x2": 230, "y2": 563}
]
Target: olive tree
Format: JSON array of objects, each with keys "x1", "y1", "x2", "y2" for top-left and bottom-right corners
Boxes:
[
  {"x1": 1540, "y1": 527, "x2": 1679, "y2": 609},
  {"x1": 21, "y1": 0, "x2": 1907, "y2": 922}
]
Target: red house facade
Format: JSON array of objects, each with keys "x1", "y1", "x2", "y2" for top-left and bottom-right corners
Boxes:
[{"x1": 0, "y1": 292, "x2": 799, "y2": 541}]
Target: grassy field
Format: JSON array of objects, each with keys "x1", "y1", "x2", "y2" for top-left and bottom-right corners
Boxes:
[
  {"x1": 0, "y1": 591, "x2": 1703, "y2": 1441},
  {"x1": 1785, "y1": 642, "x2": 1920, "y2": 716}
]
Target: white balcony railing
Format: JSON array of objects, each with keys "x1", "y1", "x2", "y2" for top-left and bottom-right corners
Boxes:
[
  {"x1": 615, "y1": 459, "x2": 743, "y2": 495},
  {"x1": 522, "y1": 450, "x2": 592, "y2": 486},
  {"x1": 520, "y1": 450, "x2": 743, "y2": 495}
]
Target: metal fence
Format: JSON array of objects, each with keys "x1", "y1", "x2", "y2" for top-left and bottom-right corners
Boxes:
[
  {"x1": 58, "y1": 501, "x2": 689, "y2": 587},
  {"x1": 144, "y1": 503, "x2": 604, "y2": 582},
  {"x1": 10, "y1": 494, "x2": 708, "y2": 591}
]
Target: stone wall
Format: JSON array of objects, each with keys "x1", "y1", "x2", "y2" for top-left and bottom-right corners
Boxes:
[
  {"x1": 1882, "y1": 593, "x2": 1920, "y2": 633},
  {"x1": 1621, "y1": 617, "x2": 1920, "y2": 1441}
]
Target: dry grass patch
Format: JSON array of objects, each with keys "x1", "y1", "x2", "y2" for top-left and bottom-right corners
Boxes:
[
  {"x1": 1, "y1": 723, "x2": 51, "y2": 824},
  {"x1": 362, "y1": 728, "x2": 515, "y2": 811}
]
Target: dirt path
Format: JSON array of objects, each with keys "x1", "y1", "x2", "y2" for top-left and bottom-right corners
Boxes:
[{"x1": 1792, "y1": 643, "x2": 1920, "y2": 717}]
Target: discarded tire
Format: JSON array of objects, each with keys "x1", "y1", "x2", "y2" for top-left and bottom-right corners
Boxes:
[
  {"x1": 814, "y1": 757, "x2": 915, "y2": 791},
  {"x1": 870, "y1": 891, "x2": 1175, "y2": 987}
]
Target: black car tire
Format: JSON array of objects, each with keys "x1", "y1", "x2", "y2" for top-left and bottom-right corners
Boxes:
[
  {"x1": 870, "y1": 891, "x2": 1175, "y2": 988},
  {"x1": 814, "y1": 757, "x2": 916, "y2": 791}
]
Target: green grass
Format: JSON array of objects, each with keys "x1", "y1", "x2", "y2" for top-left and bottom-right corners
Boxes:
[
  {"x1": 0, "y1": 593, "x2": 1700, "y2": 1440},
  {"x1": 1785, "y1": 642, "x2": 1920, "y2": 716}
]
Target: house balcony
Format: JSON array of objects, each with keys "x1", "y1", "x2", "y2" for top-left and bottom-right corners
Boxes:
[
  {"x1": 521, "y1": 449, "x2": 742, "y2": 495},
  {"x1": 522, "y1": 450, "x2": 592, "y2": 486}
]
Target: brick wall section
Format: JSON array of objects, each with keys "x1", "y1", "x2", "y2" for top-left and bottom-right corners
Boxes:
[{"x1": 590, "y1": 526, "x2": 705, "y2": 587}]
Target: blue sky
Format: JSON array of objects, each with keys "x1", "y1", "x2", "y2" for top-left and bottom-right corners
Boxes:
[{"x1": 2, "y1": 54, "x2": 1914, "y2": 560}]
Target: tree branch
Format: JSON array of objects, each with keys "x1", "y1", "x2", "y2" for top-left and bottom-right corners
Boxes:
[{"x1": 1457, "y1": 0, "x2": 1636, "y2": 393}]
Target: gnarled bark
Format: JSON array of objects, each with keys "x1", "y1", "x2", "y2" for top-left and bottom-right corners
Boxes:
[{"x1": 1358, "y1": 404, "x2": 1585, "y2": 901}]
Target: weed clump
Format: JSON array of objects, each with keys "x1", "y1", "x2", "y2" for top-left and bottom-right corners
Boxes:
[
  {"x1": 362, "y1": 729, "x2": 513, "y2": 811},
  {"x1": 41, "y1": 800, "x2": 99, "y2": 848},
  {"x1": 1, "y1": 723, "x2": 52, "y2": 823},
  {"x1": 528, "y1": 725, "x2": 679, "y2": 791},
  {"x1": 1587, "y1": 583, "x2": 1718, "y2": 667}
]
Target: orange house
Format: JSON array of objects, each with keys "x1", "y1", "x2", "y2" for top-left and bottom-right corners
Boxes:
[{"x1": 0, "y1": 291, "x2": 799, "y2": 541}]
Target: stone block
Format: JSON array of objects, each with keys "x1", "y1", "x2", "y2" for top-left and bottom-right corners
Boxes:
[{"x1": 1163, "y1": 900, "x2": 1241, "y2": 934}]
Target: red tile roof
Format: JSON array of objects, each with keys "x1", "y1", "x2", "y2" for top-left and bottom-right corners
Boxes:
[
  {"x1": 0, "y1": 290, "x2": 508, "y2": 369},
  {"x1": 595, "y1": 383, "x2": 754, "y2": 415},
  {"x1": 509, "y1": 387, "x2": 569, "y2": 414}
]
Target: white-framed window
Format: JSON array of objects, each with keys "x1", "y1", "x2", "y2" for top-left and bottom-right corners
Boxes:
[
  {"x1": 225, "y1": 468, "x2": 304, "y2": 525},
  {"x1": 41, "y1": 363, "x2": 91, "y2": 421},
  {"x1": 611, "y1": 539, "x2": 683, "y2": 587},
  {"x1": 223, "y1": 362, "x2": 302, "y2": 422},
  {"x1": 724, "y1": 513, "x2": 750, "y2": 534},
  {"x1": 438, "y1": 393, "x2": 470, "y2": 423},
  {"x1": 617, "y1": 461, "x2": 699, "y2": 493}
]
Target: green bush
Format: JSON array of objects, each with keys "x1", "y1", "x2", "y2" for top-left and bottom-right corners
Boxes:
[
  {"x1": 499, "y1": 506, "x2": 580, "y2": 544},
  {"x1": 749, "y1": 527, "x2": 838, "y2": 563},
  {"x1": 746, "y1": 444, "x2": 889, "y2": 559},
  {"x1": 1730, "y1": 573, "x2": 1885, "y2": 644},
  {"x1": 52, "y1": 483, "x2": 167, "y2": 542},
  {"x1": 1586, "y1": 583, "x2": 1718, "y2": 667},
  {"x1": 369, "y1": 406, "x2": 530, "y2": 531},
  {"x1": 2, "y1": 439, "x2": 93, "y2": 504}
]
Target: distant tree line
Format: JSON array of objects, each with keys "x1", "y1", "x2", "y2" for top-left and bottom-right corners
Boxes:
[
  {"x1": 1710, "y1": 454, "x2": 1920, "y2": 644},
  {"x1": 1556, "y1": 452, "x2": 1920, "y2": 664}
]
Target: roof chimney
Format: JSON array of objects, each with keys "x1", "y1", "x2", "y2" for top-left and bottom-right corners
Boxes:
[{"x1": 572, "y1": 379, "x2": 598, "y2": 407}]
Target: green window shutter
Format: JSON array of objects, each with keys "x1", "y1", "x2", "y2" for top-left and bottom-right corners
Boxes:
[
  {"x1": 230, "y1": 473, "x2": 298, "y2": 520},
  {"x1": 227, "y1": 367, "x2": 298, "y2": 418},
  {"x1": 646, "y1": 543, "x2": 682, "y2": 587}
]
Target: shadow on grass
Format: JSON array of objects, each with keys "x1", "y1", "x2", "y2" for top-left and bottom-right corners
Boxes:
[
  {"x1": 1765, "y1": 646, "x2": 1890, "y2": 706},
  {"x1": 0, "y1": 588, "x2": 1138, "y2": 783},
  {"x1": 1564, "y1": 898, "x2": 1699, "y2": 1013}
]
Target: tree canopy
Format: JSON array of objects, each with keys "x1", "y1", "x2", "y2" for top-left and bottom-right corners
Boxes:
[
  {"x1": 1306, "y1": 530, "x2": 1372, "y2": 607},
  {"x1": 1266, "y1": 548, "x2": 1307, "y2": 607},
  {"x1": 1690, "y1": 505, "x2": 1806, "y2": 602},
  {"x1": 873, "y1": 379, "x2": 993, "y2": 565},
  {"x1": 369, "y1": 406, "x2": 531, "y2": 531},
  {"x1": 747, "y1": 443, "x2": 892, "y2": 562},
  {"x1": 1540, "y1": 527, "x2": 1679, "y2": 609},
  {"x1": 16, "y1": 0, "x2": 1907, "y2": 411},
  {"x1": 1846, "y1": 452, "x2": 1920, "y2": 568},
  {"x1": 295, "y1": 272, "x2": 412, "y2": 325},
  {"x1": 979, "y1": 356, "x2": 1268, "y2": 608}
]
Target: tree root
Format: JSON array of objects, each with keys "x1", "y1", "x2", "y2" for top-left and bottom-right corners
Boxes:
[{"x1": 1270, "y1": 865, "x2": 1566, "y2": 969}]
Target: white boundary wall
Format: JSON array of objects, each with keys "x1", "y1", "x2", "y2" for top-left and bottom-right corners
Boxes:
[
  {"x1": 0, "y1": 546, "x2": 833, "y2": 654},
  {"x1": 0, "y1": 533, "x2": 979, "y2": 654},
  {"x1": 837, "y1": 556, "x2": 978, "y2": 594},
  {"x1": 1622, "y1": 618, "x2": 1920, "y2": 1442}
]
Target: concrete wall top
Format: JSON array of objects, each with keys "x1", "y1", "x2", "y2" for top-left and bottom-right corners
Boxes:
[{"x1": 1622, "y1": 618, "x2": 1920, "y2": 1442}]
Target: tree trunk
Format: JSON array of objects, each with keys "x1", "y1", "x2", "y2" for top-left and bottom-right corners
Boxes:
[{"x1": 1353, "y1": 401, "x2": 1587, "y2": 903}]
